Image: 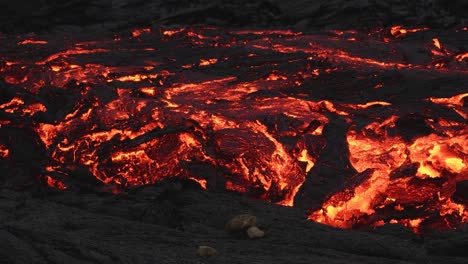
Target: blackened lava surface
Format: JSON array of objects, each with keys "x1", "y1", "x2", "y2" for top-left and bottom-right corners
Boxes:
[{"x1": 0, "y1": 181, "x2": 467, "y2": 264}]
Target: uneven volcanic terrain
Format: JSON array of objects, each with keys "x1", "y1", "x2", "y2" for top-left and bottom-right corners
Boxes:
[
  {"x1": 0, "y1": 1, "x2": 468, "y2": 263},
  {"x1": 0, "y1": 180, "x2": 467, "y2": 264},
  {"x1": 1, "y1": 26, "x2": 467, "y2": 232}
]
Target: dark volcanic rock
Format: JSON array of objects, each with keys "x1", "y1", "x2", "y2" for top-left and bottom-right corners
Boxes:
[
  {"x1": 0, "y1": 182, "x2": 466, "y2": 264},
  {"x1": 1, "y1": 0, "x2": 467, "y2": 34},
  {"x1": 425, "y1": 227, "x2": 468, "y2": 257}
]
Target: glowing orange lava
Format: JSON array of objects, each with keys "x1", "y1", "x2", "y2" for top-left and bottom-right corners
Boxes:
[
  {"x1": 390, "y1": 26, "x2": 428, "y2": 38},
  {"x1": 1, "y1": 26, "x2": 466, "y2": 233}
]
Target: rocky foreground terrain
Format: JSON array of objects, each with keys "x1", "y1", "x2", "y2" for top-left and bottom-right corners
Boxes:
[{"x1": 1, "y1": 180, "x2": 467, "y2": 263}]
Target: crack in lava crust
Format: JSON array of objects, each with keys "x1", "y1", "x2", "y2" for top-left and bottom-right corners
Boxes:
[{"x1": 0, "y1": 26, "x2": 467, "y2": 233}]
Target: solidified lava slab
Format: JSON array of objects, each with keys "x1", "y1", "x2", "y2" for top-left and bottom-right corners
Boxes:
[
  {"x1": 0, "y1": 26, "x2": 467, "y2": 233},
  {"x1": 2, "y1": 182, "x2": 467, "y2": 264}
]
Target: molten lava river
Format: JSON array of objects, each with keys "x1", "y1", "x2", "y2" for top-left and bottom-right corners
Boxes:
[{"x1": 0, "y1": 26, "x2": 467, "y2": 233}]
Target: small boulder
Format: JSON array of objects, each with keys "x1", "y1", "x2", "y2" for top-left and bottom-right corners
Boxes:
[
  {"x1": 225, "y1": 214, "x2": 257, "y2": 232},
  {"x1": 197, "y1": 246, "x2": 218, "y2": 257},
  {"x1": 246, "y1": 226, "x2": 265, "y2": 239}
]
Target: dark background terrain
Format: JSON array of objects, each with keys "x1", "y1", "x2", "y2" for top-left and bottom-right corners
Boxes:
[
  {"x1": 0, "y1": 0, "x2": 467, "y2": 34},
  {"x1": 0, "y1": 1, "x2": 467, "y2": 263}
]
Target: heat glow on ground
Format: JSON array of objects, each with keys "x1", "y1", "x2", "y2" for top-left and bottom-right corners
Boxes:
[{"x1": 0, "y1": 26, "x2": 467, "y2": 233}]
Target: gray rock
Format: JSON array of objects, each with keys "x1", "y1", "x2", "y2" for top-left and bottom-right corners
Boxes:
[
  {"x1": 225, "y1": 214, "x2": 257, "y2": 232},
  {"x1": 196, "y1": 246, "x2": 218, "y2": 257},
  {"x1": 246, "y1": 226, "x2": 265, "y2": 239}
]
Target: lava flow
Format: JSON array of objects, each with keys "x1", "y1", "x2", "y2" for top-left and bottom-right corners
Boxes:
[{"x1": 0, "y1": 26, "x2": 466, "y2": 233}]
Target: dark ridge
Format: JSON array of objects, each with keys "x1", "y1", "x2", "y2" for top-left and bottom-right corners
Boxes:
[{"x1": 1, "y1": 0, "x2": 467, "y2": 34}]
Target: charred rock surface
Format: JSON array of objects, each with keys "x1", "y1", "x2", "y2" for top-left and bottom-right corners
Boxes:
[{"x1": 0, "y1": 181, "x2": 467, "y2": 264}]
